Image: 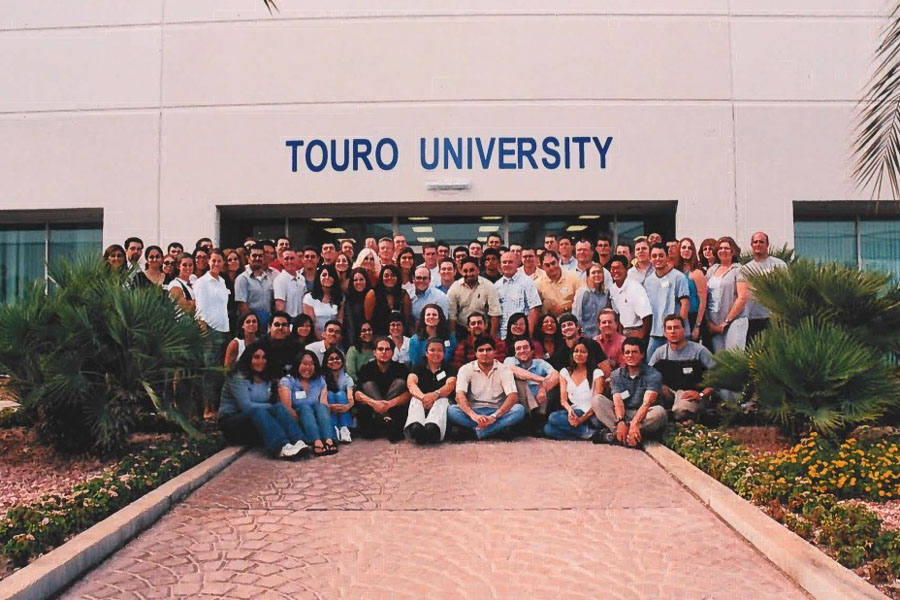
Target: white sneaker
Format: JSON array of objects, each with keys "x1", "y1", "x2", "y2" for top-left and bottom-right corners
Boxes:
[
  {"x1": 339, "y1": 426, "x2": 352, "y2": 443},
  {"x1": 279, "y1": 440, "x2": 307, "y2": 458}
]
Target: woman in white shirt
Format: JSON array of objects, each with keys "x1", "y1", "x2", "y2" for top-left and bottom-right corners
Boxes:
[
  {"x1": 193, "y1": 248, "x2": 231, "y2": 416},
  {"x1": 543, "y1": 339, "x2": 604, "y2": 440},
  {"x1": 303, "y1": 264, "x2": 344, "y2": 337}
]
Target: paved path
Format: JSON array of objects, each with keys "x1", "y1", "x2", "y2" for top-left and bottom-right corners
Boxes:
[{"x1": 63, "y1": 440, "x2": 808, "y2": 599}]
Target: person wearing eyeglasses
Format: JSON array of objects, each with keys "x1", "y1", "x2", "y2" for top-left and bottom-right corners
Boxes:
[
  {"x1": 259, "y1": 311, "x2": 300, "y2": 378},
  {"x1": 235, "y1": 243, "x2": 274, "y2": 330},
  {"x1": 410, "y1": 265, "x2": 449, "y2": 321},
  {"x1": 354, "y1": 336, "x2": 411, "y2": 441},
  {"x1": 272, "y1": 249, "x2": 306, "y2": 319}
]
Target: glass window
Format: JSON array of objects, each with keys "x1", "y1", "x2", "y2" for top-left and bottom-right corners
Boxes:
[
  {"x1": 0, "y1": 228, "x2": 45, "y2": 304},
  {"x1": 49, "y1": 226, "x2": 103, "y2": 271},
  {"x1": 794, "y1": 220, "x2": 856, "y2": 267},
  {"x1": 860, "y1": 220, "x2": 900, "y2": 280}
]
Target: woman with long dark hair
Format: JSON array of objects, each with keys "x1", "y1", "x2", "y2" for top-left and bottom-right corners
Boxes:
[
  {"x1": 303, "y1": 264, "x2": 344, "y2": 337},
  {"x1": 278, "y1": 350, "x2": 338, "y2": 456},
  {"x1": 323, "y1": 347, "x2": 354, "y2": 443},
  {"x1": 364, "y1": 264, "x2": 411, "y2": 335},
  {"x1": 698, "y1": 238, "x2": 718, "y2": 273},
  {"x1": 675, "y1": 237, "x2": 708, "y2": 340},
  {"x1": 131, "y1": 245, "x2": 167, "y2": 288},
  {"x1": 407, "y1": 304, "x2": 456, "y2": 367},
  {"x1": 533, "y1": 313, "x2": 566, "y2": 369},
  {"x1": 334, "y1": 252, "x2": 352, "y2": 295},
  {"x1": 503, "y1": 312, "x2": 543, "y2": 359},
  {"x1": 292, "y1": 313, "x2": 318, "y2": 351},
  {"x1": 344, "y1": 267, "x2": 372, "y2": 347},
  {"x1": 346, "y1": 320, "x2": 375, "y2": 383},
  {"x1": 167, "y1": 253, "x2": 195, "y2": 314},
  {"x1": 543, "y1": 338, "x2": 604, "y2": 440},
  {"x1": 217, "y1": 341, "x2": 308, "y2": 459},
  {"x1": 103, "y1": 244, "x2": 126, "y2": 272},
  {"x1": 224, "y1": 311, "x2": 259, "y2": 369}
]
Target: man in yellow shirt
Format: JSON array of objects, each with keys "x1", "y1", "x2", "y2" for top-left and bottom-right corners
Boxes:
[{"x1": 535, "y1": 250, "x2": 583, "y2": 318}]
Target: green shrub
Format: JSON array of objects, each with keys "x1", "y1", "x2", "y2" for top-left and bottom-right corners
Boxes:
[
  {"x1": 705, "y1": 318, "x2": 900, "y2": 438},
  {"x1": 0, "y1": 256, "x2": 206, "y2": 455},
  {"x1": 0, "y1": 432, "x2": 224, "y2": 566}
]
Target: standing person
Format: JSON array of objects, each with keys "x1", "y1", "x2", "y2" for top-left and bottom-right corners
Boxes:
[
  {"x1": 485, "y1": 233, "x2": 502, "y2": 250},
  {"x1": 278, "y1": 351, "x2": 338, "y2": 456},
  {"x1": 392, "y1": 234, "x2": 408, "y2": 259},
  {"x1": 468, "y1": 240, "x2": 483, "y2": 260},
  {"x1": 595, "y1": 309, "x2": 625, "y2": 370},
  {"x1": 167, "y1": 242, "x2": 184, "y2": 265},
  {"x1": 481, "y1": 248, "x2": 502, "y2": 283},
  {"x1": 124, "y1": 237, "x2": 144, "y2": 272},
  {"x1": 590, "y1": 338, "x2": 668, "y2": 447},
  {"x1": 447, "y1": 257, "x2": 502, "y2": 337},
  {"x1": 435, "y1": 258, "x2": 457, "y2": 294},
  {"x1": 607, "y1": 254, "x2": 652, "y2": 339},
  {"x1": 344, "y1": 267, "x2": 373, "y2": 346},
  {"x1": 104, "y1": 244, "x2": 126, "y2": 272},
  {"x1": 675, "y1": 237, "x2": 708, "y2": 341},
  {"x1": 273, "y1": 248, "x2": 306, "y2": 319},
  {"x1": 168, "y1": 254, "x2": 195, "y2": 314},
  {"x1": 291, "y1": 313, "x2": 318, "y2": 351},
  {"x1": 410, "y1": 265, "x2": 450, "y2": 323},
  {"x1": 699, "y1": 238, "x2": 718, "y2": 273},
  {"x1": 323, "y1": 347, "x2": 354, "y2": 443},
  {"x1": 449, "y1": 337, "x2": 524, "y2": 440},
  {"x1": 271, "y1": 236, "x2": 291, "y2": 272},
  {"x1": 595, "y1": 235, "x2": 612, "y2": 269},
  {"x1": 303, "y1": 264, "x2": 343, "y2": 337},
  {"x1": 436, "y1": 241, "x2": 451, "y2": 263},
  {"x1": 377, "y1": 236, "x2": 396, "y2": 267},
  {"x1": 535, "y1": 251, "x2": 582, "y2": 318},
  {"x1": 131, "y1": 245, "x2": 166, "y2": 288},
  {"x1": 452, "y1": 246, "x2": 470, "y2": 272},
  {"x1": 572, "y1": 238, "x2": 597, "y2": 280},
  {"x1": 320, "y1": 240, "x2": 338, "y2": 266},
  {"x1": 557, "y1": 236, "x2": 576, "y2": 270},
  {"x1": 543, "y1": 339, "x2": 604, "y2": 440},
  {"x1": 494, "y1": 251, "x2": 542, "y2": 339},
  {"x1": 742, "y1": 231, "x2": 787, "y2": 343},
  {"x1": 422, "y1": 242, "x2": 440, "y2": 282},
  {"x1": 354, "y1": 336, "x2": 411, "y2": 441},
  {"x1": 644, "y1": 243, "x2": 690, "y2": 359},
  {"x1": 543, "y1": 233, "x2": 558, "y2": 254},
  {"x1": 194, "y1": 248, "x2": 231, "y2": 416},
  {"x1": 222, "y1": 249, "x2": 244, "y2": 333},
  {"x1": 225, "y1": 312, "x2": 259, "y2": 369},
  {"x1": 706, "y1": 236, "x2": 751, "y2": 352},
  {"x1": 235, "y1": 244, "x2": 274, "y2": 330},
  {"x1": 615, "y1": 242, "x2": 632, "y2": 263},
  {"x1": 340, "y1": 239, "x2": 355, "y2": 262},
  {"x1": 648, "y1": 232, "x2": 664, "y2": 246},
  {"x1": 519, "y1": 247, "x2": 545, "y2": 281},
  {"x1": 352, "y1": 247, "x2": 381, "y2": 287},
  {"x1": 628, "y1": 237, "x2": 653, "y2": 284},
  {"x1": 346, "y1": 321, "x2": 375, "y2": 383},
  {"x1": 217, "y1": 341, "x2": 307, "y2": 459},
  {"x1": 405, "y1": 338, "x2": 457, "y2": 444},
  {"x1": 407, "y1": 304, "x2": 457, "y2": 367},
  {"x1": 300, "y1": 246, "x2": 320, "y2": 291},
  {"x1": 572, "y1": 263, "x2": 609, "y2": 338},
  {"x1": 334, "y1": 252, "x2": 352, "y2": 294},
  {"x1": 161, "y1": 253, "x2": 176, "y2": 283},
  {"x1": 365, "y1": 265, "x2": 412, "y2": 335},
  {"x1": 192, "y1": 247, "x2": 209, "y2": 281},
  {"x1": 397, "y1": 247, "x2": 417, "y2": 296}
]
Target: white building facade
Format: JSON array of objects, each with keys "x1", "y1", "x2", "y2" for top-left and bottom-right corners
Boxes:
[{"x1": 1, "y1": 0, "x2": 898, "y2": 300}]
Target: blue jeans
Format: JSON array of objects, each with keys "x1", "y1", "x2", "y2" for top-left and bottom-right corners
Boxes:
[
  {"x1": 447, "y1": 404, "x2": 526, "y2": 439},
  {"x1": 543, "y1": 408, "x2": 594, "y2": 440},
  {"x1": 219, "y1": 403, "x2": 303, "y2": 455},
  {"x1": 646, "y1": 335, "x2": 666, "y2": 361},
  {"x1": 295, "y1": 402, "x2": 335, "y2": 443},
  {"x1": 327, "y1": 391, "x2": 353, "y2": 430}
]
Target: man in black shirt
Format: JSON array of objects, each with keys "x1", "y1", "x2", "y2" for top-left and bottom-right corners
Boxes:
[
  {"x1": 354, "y1": 336, "x2": 411, "y2": 441},
  {"x1": 259, "y1": 311, "x2": 300, "y2": 378}
]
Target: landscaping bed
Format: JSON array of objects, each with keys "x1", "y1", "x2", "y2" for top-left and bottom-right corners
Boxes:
[
  {"x1": 0, "y1": 423, "x2": 225, "y2": 580},
  {"x1": 666, "y1": 425, "x2": 900, "y2": 596}
]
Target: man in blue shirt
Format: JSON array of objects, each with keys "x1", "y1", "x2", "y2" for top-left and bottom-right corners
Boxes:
[
  {"x1": 591, "y1": 337, "x2": 667, "y2": 447},
  {"x1": 643, "y1": 243, "x2": 690, "y2": 359},
  {"x1": 410, "y1": 265, "x2": 450, "y2": 320},
  {"x1": 504, "y1": 338, "x2": 559, "y2": 430}
]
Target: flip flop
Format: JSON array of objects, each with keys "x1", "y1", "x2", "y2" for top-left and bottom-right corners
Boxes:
[
  {"x1": 313, "y1": 442, "x2": 327, "y2": 457},
  {"x1": 324, "y1": 440, "x2": 338, "y2": 455}
]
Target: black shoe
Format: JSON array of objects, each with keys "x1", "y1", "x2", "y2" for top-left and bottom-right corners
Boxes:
[
  {"x1": 591, "y1": 429, "x2": 616, "y2": 444},
  {"x1": 406, "y1": 423, "x2": 426, "y2": 444},
  {"x1": 423, "y1": 423, "x2": 441, "y2": 444}
]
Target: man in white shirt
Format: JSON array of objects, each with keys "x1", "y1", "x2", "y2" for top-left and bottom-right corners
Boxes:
[
  {"x1": 608, "y1": 254, "x2": 652, "y2": 338},
  {"x1": 627, "y1": 237, "x2": 653, "y2": 285},
  {"x1": 742, "y1": 231, "x2": 788, "y2": 343},
  {"x1": 494, "y1": 251, "x2": 542, "y2": 338},
  {"x1": 306, "y1": 320, "x2": 343, "y2": 364},
  {"x1": 272, "y1": 249, "x2": 306, "y2": 318}
]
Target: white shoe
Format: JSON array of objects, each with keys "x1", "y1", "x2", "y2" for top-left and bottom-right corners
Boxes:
[
  {"x1": 339, "y1": 426, "x2": 352, "y2": 443},
  {"x1": 279, "y1": 440, "x2": 307, "y2": 458}
]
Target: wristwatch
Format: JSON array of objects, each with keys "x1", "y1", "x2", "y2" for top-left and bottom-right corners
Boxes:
[{"x1": 614, "y1": 416, "x2": 625, "y2": 425}]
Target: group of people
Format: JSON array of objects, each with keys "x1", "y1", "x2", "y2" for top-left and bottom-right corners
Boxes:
[{"x1": 101, "y1": 228, "x2": 786, "y2": 459}]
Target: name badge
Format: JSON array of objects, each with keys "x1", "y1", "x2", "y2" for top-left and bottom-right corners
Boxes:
[
  {"x1": 436, "y1": 371, "x2": 446, "y2": 381},
  {"x1": 661, "y1": 281, "x2": 670, "y2": 288},
  {"x1": 683, "y1": 367, "x2": 694, "y2": 374},
  {"x1": 444, "y1": 340, "x2": 451, "y2": 347},
  {"x1": 620, "y1": 390, "x2": 631, "y2": 400},
  {"x1": 295, "y1": 390, "x2": 307, "y2": 400},
  {"x1": 560, "y1": 287, "x2": 570, "y2": 294}
]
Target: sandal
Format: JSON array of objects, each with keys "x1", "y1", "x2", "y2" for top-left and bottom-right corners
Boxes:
[
  {"x1": 324, "y1": 439, "x2": 338, "y2": 455},
  {"x1": 313, "y1": 441, "x2": 327, "y2": 457}
]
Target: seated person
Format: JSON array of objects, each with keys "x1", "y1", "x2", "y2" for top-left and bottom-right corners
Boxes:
[
  {"x1": 452, "y1": 312, "x2": 505, "y2": 369},
  {"x1": 405, "y1": 338, "x2": 458, "y2": 444},
  {"x1": 554, "y1": 313, "x2": 607, "y2": 374},
  {"x1": 259, "y1": 310, "x2": 301, "y2": 378},
  {"x1": 595, "y1": 308, "x2": 625, "y2": 370},
  {"x1": 387, "y1": 311, "x2": 412, "y2": 365},
  {"x1": 544, "y1": 338, "x2": 605, "y2": 440},
  {"x1": 306, "y1": 319, "x2": 343, "y2": 364},
  {"x1": 448, "y1": 336, "x2": 525, "y2": 440},
  {"x1": 323, "y1": 347, "x2": 354, "y2": 443},
  {"x1": 217, "y1": 341, "x2": 308, "y2": 459},
  {"x1": 278, "y1": 350, "x2": 338, "y2": 456},
  {"x1": 354, "y1": 336, "x2": 411, "y2": 441},
  {"x1": 648, "y1": 314, "x2": 716, "y2": 423},
  {"x1": 503, "y1": 338, "x2": 559, "y2": 427},
  {"x1": 407, "y1": 304, "x2": 457, "y2": 367},
  {"x1": 590, "y1": 337, "x2": 668, "y2": 447}
]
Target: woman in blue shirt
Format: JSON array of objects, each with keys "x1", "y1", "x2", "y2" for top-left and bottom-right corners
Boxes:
[
  {"x1": 217, "y1": 341, "x2": 308, "y2": 459},
  {"x1": 323, "y1": 347, "x2": 355, "y2": 444},
  {"x1": 407, "y1": 303, "x2": 457, "y2": 367},
  {"x1": 278, "y1": 350, "x2": 338, "y2": 456}
]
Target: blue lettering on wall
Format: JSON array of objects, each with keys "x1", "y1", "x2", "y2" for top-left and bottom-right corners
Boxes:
[{"x1": 287, "y1": 136, "x2": 613, "y2": 172}]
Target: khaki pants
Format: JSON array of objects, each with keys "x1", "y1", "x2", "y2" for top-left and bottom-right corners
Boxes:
[{"x1": 590, "y1": 394, "x2": 667, "y2": 439}]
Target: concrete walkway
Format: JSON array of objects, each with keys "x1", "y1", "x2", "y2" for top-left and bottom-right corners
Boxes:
[{"x1": 63, "y1": 439, "x2": 808, "y2": 599}]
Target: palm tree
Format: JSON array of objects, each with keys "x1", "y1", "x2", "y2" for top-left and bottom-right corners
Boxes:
[{"x1": 854, "y1": 5, "x2": 900, "y2": 198}]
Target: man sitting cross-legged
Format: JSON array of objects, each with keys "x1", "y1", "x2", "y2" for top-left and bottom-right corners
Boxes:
[
  {"x1": 590, "y1": 337, "x2": 667, "y2": 447},
  {"x1": 354, "y1": 336, "x2": 411, "y2": 441},
  {"x1": 448, "y1": 336, "x2": 525, "y2": 440}
]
